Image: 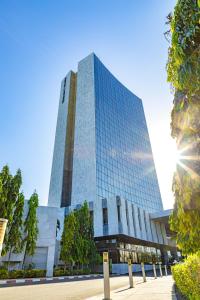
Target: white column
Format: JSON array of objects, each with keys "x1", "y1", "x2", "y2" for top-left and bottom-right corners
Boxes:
[
  {"x1": 132, "y1": 204, "x2": 141, "y2": 239},
  {"x1": 150, "y1": 221, "x2": 159, "y2": 243},
  {"x1": 155, "y1": 222, "x2": 163, "y2": 244},
  {"x1": 139, "y1": 208, "x2": 147, "y2": 240},
  {"x1": 46, "y1": 245, "x2": 56, "y2": 277},
  {"x1": 127, "y1": 201, "x2": 134, "y2": 237},
  {"x1": 94, "y1": 196, "x2": 103, "y2": 237},
  {"x1": 145, "y1": 212, "x2": 153, "y2": 242},
  {"x1": 160, "y1": 223, "x2": 168, "y2": 245},
  {"x1": 107, "y1": 197, "x2": 118, "y2": 235},
  {"x1": 120, "y1": 199, "x2": 128, "y2": 235}
]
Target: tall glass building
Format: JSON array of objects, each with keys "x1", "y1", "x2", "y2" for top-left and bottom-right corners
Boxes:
[{"x1": 48, "y1": 53, "x2": 172, "y2": 266}]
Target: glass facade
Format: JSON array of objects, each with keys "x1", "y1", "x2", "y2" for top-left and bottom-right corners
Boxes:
[
  {"x1": 96, "y1": 239, "x2": 162, "y2": 264},
  {"x1": 94, "y1": 56, "x2": 163, "y2": 213}
]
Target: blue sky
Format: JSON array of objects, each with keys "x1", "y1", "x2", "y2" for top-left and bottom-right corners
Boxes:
[{"x1": 0, "y1": 0, "x2": 176, "y2": 208}]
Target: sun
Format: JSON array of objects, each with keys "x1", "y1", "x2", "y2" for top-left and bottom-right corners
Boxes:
[{"x1": 175, "y1": 150, "x2": 182, "y2": 165}]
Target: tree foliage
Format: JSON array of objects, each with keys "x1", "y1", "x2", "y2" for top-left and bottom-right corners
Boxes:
[
  {"x1": 6, "y1": 193, "x2": 25, "y2": 257},
  {"x1": 60, "y1": 212, "x2": 77, "y2": 269},
  {"x1": 23, "y1": 191, "x2": 39, "y2": 267},
  {"x1": 60, "y1": 202, "x2": 100, "y2": 269},
  {"x1": 167, "y1": 0, "x2": 200, "y2": 254}
]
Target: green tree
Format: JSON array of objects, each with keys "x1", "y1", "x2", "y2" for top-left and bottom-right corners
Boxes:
[
  {"x1": 22, "y1": 191, "x2": 39, "y2": 268},
  {"x1": 74, "y1": 202, "x2": 91, "y2": 267},
  {"x1": 167, "y1": 0, "x2": 200, "y2": 254},
  {"x1": 60, "y1": 202, "x2": 100, "y2": 270},
  {"x1": 60, "y1": 212, "x2": 77, "y2": 270},
  {"x1": 0, "y1": 166, "x2": 23, "y2": 256},
  {"x1": 6, "y1": 193, "x2": 25, "y2": 265},
  {"x1": 74, "y1": 202, "x2": 100, "y2": 268}
]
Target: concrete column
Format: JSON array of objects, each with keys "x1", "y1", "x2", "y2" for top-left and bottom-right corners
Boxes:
[
  {"x1": 127, "y1": 201, "x2": 134, "y2": 237},
  {"x1": 139, "y1": 208, "x2": 147, "y2": 240},
  {"x1": 120, "y1": 199, "x2": 128, "y2": 235},
  {"x1": 107, "y1": 197, "x2": 118, "y2": 235},
  {"x1": 145, "y1": 212, "x2": 153, "y2": 242},
  {"x1": 94, "y1": 196, "x2": 103, "y2": 237},
  {"x1": 150, "y1": 221, "x2": 159, "y2": 243},
  {"x1": 132, "y1": 204, "x2": 141, "y2": 239},
  {"x1": 46, "y1": 245, "x2": 56, "y2": 277},
  {"x1": 155, "y1": 223, "x2": 164, "y2": 244},
  {"x1": 160, "y1": 223, "x2": 168, "y2": 245}
]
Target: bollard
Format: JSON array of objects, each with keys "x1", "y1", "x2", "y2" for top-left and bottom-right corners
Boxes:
[
  {"x1": 153, "y1": 263, "x2": 157, "y2": 279},
  {"x1": 141, "y1": 262, "x2": 146, "y2": 282},
  {"x1": 0, "y1": 219, "x2": 8, "y2": 257},
  {"x1": 159, "y1": 262, "x2": 163, "y2": 277},
  {"x1": 103, "y1": 252, "x2": 111, "y2": 300},
  {"x1": 128, "y1": 259, "x2": 134, "y2": 288},
  {"x1": 164, "y1": 265, "x2": 168, "y2": 276}
]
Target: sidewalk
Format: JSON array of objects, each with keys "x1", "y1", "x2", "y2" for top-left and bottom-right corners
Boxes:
[{"x1": 87, "y1": 275, "x2": 177, "y2": 300}]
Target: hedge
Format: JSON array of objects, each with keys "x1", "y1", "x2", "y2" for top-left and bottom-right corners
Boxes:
[
  {"x1": 0, "y1": 269, "x2": 46, "y2": 279},
  {"x1": 53, "y1": 268, "x2": 91, "y2": 277},
  {"x1": 0, "y1": 269, "x2": 9, "y2": 279},
  {"x1": 172, "y1": 252, "x2": 200, "y2": 300}
]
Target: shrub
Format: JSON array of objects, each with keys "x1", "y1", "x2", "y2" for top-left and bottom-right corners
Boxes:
[
  {"x1": 0, "y1": 269, "x2": 9, "y2": 279},
  {"x1": 23, "y1": 269, "x2": 46, "y2": 278},
  {"x1": 53, "y1": 269, "x2": 68, "y2": 277},
  {"x1": 53, "y1": 267, "x2": 91, "y2": 277},
  {"x1": 172, "y1": 252, "x2": 200, "y2": 300},
  {"x1": 0, "y1": 269, "x2": 46, "y2": 279},
  {"x1": 9, "y1": 270, "x2": 24, "y2": 279}
]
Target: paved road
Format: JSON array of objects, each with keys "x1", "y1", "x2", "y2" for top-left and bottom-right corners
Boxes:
[{"x1": 0, "y1": 275, "x2": 176, "y2": 300}]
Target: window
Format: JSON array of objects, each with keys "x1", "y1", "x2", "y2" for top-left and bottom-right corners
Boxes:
[
  {"x1": 90, "y1": 210, "x2": 93, "y2": 224},
  {"x1": 144, "y1": 210, "x2": 148, "y2": 237},
  {"x1": 132, "y1": 205, "x2": 136, "y2": 236},
  {"x1": 117, "y1": 205, "x2": 121, "y2": 222},
  {"x1": 103, "y1": 208, "x2": 108, "y2": 225},
  {"x1": 62, "y1": 77, "x2": 66, "y2": 103},
  {"x1": 138, "y1": 207, "x2": 142, "y2": 231},
  {"x1": 125, "y1": 201, "x2": 130, "y2": 230}
]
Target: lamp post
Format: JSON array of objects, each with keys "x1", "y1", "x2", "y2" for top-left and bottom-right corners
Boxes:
[{"x1": 0, "y1": 218, "x2": 8, "y2": 257}]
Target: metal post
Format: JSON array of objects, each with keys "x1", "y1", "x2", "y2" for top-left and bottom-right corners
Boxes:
[
  {"x1": 159, "y1": 262, "x2": 163, "y2": 277},
  {"x1": 128, "y1": 259, "x2": 134, "y2": 288},
  {"x1": 141, "y1": 262, "x2": 146, "y2": 282},
  {"x1": 164, "y1": 265, "x2": 168, "y2": 276},
  {"x1": 103, "y1": 252, "x2": 111, "y2": 300},
  {"x1": 0, "y1": 219, "x2": 8, "y2": 257},
  {"x1": 153, "y1": 263, "x2": 157, "y2": 279}
]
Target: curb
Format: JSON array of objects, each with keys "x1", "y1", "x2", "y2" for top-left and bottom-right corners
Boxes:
[{"x1": 0, "y1": 274, "x2": 104, "y2": 286}]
